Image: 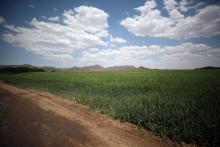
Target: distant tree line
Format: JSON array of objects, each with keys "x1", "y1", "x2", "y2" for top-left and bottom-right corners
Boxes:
[{"x1": 0, "y1": 67, "x2": 45, "y2": 74}]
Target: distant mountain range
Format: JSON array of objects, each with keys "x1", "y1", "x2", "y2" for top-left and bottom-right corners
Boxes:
[
  {"x1": 1, "y1": 64, "x2": 219, "y2": 72},
  {"x1": 70, "y1": 64, "x2": 104, "y2": 71},
  {"x1": 70, "y1": 64, "x2": 151, "y2": 71},
  {"x1": 0, "y1": 64, "x2": 151, "y2": 72}
]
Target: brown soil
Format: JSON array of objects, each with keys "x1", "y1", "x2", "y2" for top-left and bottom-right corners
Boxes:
[{"x1": 0, "y1": 82, "x2": 195, "y2": 147}]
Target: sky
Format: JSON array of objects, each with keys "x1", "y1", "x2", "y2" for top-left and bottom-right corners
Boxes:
[{"x1": 0, "y1": 0, "x2": 220, "y2": 69}]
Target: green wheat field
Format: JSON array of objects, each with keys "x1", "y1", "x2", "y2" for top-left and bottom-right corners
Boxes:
[{"x1": 0, "y1": 69, "x2": 219, "y2": 146}]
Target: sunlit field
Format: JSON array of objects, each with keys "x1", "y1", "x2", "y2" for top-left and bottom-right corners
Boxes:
[{"x1": 0, "y1": 70, "x2": 219, "y2": 146}]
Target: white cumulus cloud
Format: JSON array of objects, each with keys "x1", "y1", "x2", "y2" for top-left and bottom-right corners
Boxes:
[
  {"x1": 109, "y1": 35, "x2": 127, "y2": 44},
  {"x1": 48, "y1": 16, "x2": 60, "y2": 21},
  {"x1": 2, "y1": 6, "x2": 110, "y2": 61},
  {"x1": 120, "y1": 0, "x2": 220, "y2": 39},
  {"x1": 63, "y1": 6, "x2": 109, "y2": 37}
]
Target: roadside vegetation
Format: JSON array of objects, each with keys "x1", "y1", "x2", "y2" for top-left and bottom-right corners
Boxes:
[{"x1": 0, "y1": 70, "x2": 219, "y2": 146}]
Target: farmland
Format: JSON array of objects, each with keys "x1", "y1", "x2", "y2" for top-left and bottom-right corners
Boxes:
[{"x1": 0, "y1": 70, "x2": 219, "y2": 146}]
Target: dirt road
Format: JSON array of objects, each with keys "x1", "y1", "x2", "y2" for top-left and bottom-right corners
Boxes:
[{"x1": 0, "y1": 82, "x2": 192, "y2": 147}]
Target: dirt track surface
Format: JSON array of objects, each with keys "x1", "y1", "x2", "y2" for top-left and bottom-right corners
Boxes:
[{"x1": 0, "y1": 82, "x2": 193, "y2": 147}]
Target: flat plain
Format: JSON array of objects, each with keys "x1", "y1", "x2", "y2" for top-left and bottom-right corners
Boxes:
[{"x1": 0, "y1": 69, "x2": 219, "y2": 146}]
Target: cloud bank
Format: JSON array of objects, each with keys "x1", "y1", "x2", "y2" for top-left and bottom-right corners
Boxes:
[{"x1": 78, "y1": 43, "x2": 220, "y2": 69}]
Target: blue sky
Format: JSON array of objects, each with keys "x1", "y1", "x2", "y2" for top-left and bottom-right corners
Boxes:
[{"x1": 0, "y1": 0, "x2": 220, "y2": 69}]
